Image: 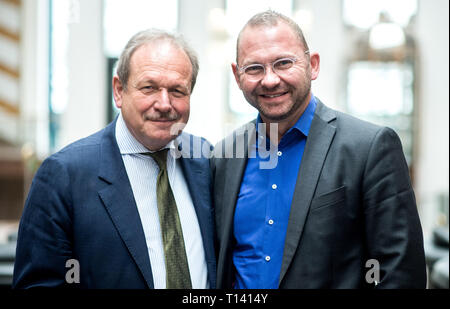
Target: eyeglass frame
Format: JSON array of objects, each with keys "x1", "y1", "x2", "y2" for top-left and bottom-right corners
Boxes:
[{"x1": 237, "y1": 50, "x2": 310, "y2": 80}]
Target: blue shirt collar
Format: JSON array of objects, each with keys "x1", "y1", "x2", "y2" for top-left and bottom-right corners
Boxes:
[{"x1": 288, "y1": 94, "x2": 317, "y2": 137}]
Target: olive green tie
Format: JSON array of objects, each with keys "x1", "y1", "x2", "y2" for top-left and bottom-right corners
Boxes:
[{"x1": 148, "y1": 149, "x2": 192, "y2": 289}]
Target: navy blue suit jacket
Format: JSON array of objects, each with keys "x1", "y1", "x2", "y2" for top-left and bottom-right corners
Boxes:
[{"x1": 13, "y1": 119, "x2": 216, "y2": 288}]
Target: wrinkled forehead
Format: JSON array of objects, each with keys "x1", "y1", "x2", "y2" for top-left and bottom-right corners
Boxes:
[
  {"x1": 237, "y1": 23, "x2": 304, "y2": 62},
  {"x1": 130, "y1": 40, "x2": 188, "y2": 66},
  {"x1": 129, "y1": 41, "x2": 192, "y2": 77},
  {"x1": 236, "y1": 22, "x2": 304, "y2": 61}
]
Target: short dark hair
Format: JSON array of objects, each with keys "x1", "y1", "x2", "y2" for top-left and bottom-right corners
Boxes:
[{"x1": 236, "y1": 10, "x2": 310, "y2": 63}]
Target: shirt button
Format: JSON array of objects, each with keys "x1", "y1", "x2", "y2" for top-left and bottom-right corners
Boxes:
[
  {"x1": 265, "y1": 256, "x2": 271, "y2": 262},
  {"x1": 272, "y1": 184, "x2": 277, "y2": 190},
  {"x1": 277, "y1": 151, "x2": 282, "y2": 156},
  {"x1": 268, "y1": 219, "x2": 274, "y2": 225}
]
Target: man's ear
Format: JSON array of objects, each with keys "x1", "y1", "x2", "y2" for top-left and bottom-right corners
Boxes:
[
  {"x1": 309, "y1": 52, "x2": 320, "y2": 81},
  {"x1": 112, "y1": 75, "x2": 124, "y2": 108},
  {"x1": 231, "y1": 63, "x2": 242, "y2": 90}
]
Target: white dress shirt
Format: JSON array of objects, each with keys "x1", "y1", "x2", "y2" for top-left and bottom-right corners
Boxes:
[{"x1": 115, "y1": 113, "x2": 209, "y2": 288}]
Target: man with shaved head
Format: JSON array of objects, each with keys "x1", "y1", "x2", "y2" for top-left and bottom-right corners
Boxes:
[{"x1": 212, "y1": 10, "x2": 426, "y2": 289}]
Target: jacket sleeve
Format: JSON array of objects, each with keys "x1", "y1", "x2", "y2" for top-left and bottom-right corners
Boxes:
[
  {"x1": 12, "y1": 156, "x2": 74, "y2": 288},
  {"x1": 362, "y1": 127, "x2": 427, "y2": 288}
]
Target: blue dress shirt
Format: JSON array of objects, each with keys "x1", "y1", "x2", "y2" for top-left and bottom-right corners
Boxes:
[{"x1": 233, "y1": 96, "x2": 317, "y2": 289}]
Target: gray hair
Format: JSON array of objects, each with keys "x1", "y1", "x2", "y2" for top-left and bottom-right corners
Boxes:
[
  {"x1": 116, "y1": 29, "x2": 199, "y2": 92},
  {"x1": 236, "y1": 10, "x2": 309, "y2": 63}
]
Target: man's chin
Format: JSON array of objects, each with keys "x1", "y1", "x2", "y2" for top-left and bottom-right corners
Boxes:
[
  {"x1": 142, "y1": 134, "x2": 175, "y2": 151},
  {"x1": 259, "y1": 109, "x2": 291, "y2": 122},
  {"x1": 139, "y1": 125, "x2": 182, "y2": 150},
  {"x1": 146, "y1": 130, "x2": 180, "y2": 142}
]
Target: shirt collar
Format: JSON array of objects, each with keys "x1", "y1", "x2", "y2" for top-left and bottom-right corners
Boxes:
[
  {"x1": 288, "y1": 94, "x2": 317, "y2": 137},
  {"x1": 115, "y1": 112, "x2": 175, "y2": 155}
]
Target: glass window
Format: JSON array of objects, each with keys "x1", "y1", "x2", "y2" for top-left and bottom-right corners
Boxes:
[
  {"x1": 103, "y1": 0, "x2": 178, "y2": 57},
  {"x1": 346, "y1": 61, "x2": 415, "y2": 165},
  {"x1": 50, "y1": 0, "x2": 72, "y2": 116},
  {"x1": 103, "y1": 0, "x2": 178, "y2": 121},
  {"x1": 49, "y1": 0, "x2": 75, "y2": 150},
  {"x1": 343, "y1": 0, "x2": 418, "y2": 169},
  {"x1": 343, "y1": 0, "x2": 417, "y2": 29},
  {"x1": 347, "y1": 62, "x2": 413, "y2": 116},
  {"x1": 226, "y1": 0, "x2": 293, "y2": 42}
]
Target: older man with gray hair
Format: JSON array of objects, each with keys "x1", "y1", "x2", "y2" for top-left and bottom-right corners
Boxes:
[{"x1": 13, "y1": 29, "x2": 216, "y2": 289}]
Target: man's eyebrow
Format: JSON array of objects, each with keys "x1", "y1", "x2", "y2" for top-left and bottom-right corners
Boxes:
[
  {"x1": 133, "y1": 80, "x2": 190, "y2": 92},
  {"x1": 241, "y1": 53, "x2": 297, "y2": 66},
  {"x1": 133, "y1": 78, "x2": 156, "y2": 88}
]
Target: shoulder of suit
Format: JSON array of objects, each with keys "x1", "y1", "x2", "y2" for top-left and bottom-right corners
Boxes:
[
  {"x1": 179, "y1": 131, "x2": 212, "y2": 147},
  {"x1": 315, "y1": 99, "x2": 385, "y2": 136},
  {"x1": 173, "y1": 131, "x2": 214, "y2": 160},
  {"x1": 56, "y1": 127, "x2": 105, "y2": 156},
  {"x1": 213, "y1": 120, "x2": 257, "y2": 151},
  {"x1": 42, "y1": 123, "x2": 113, "y2": 173}
]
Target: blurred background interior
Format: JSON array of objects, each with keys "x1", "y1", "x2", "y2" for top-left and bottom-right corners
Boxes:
[{"x1": 0, "y1": 0, "x2": 448, "y2": 288}]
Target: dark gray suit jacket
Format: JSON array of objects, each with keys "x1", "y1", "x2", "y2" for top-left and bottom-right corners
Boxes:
[{"x1": 212, "y1": 99, "x2": 426, "y2": 289}]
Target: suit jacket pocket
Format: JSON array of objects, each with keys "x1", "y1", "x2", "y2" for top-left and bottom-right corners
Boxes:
[{"x1": 310, "y1": 186, "x2": 345, "y2": 212}]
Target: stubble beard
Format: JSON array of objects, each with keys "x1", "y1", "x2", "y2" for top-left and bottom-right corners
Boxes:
[{"x1": 252, "y1": 82, "x2": 311, "y2": 122}]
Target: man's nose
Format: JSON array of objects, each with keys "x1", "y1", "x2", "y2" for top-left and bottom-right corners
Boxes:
[
  {"x1": 260, "y1": 66, "x2": 280, "y2": 88},
  {"x1": 153, "y1": 89, "x2": 172, "y2": 112}
]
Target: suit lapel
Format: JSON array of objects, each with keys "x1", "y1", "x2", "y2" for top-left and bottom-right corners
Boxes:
[
  {"x1": 97, "y1": 120, "x2": 154, "y2": 288},
  {"x1": 177, "y1": 134, "x2": 217, "y2": 288},
  {"x1": 220, "y1": 122, "x2": 256, "y2": 248},
  {"x1": 279, "y1": 101, "x2": 337, "y2": 284}
]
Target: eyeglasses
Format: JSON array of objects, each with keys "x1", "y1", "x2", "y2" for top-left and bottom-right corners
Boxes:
[{"x1": 238, "y1": 51, "x2": 310, "y2": 81}]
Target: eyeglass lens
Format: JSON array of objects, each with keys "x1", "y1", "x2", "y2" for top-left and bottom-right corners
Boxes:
[{"x1": 243, "y1": 58, "x2": 295, "y2": 78}]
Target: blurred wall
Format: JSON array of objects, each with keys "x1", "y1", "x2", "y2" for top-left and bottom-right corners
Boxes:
[
  {"x1": 55, "y1": 0, "x2": 106, "y2": 150},
  {"x1": 414, "y1": 0, "x2": 449, "y2": 236}
]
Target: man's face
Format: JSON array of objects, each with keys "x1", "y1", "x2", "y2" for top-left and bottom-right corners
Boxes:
[
  {"x1": 232, "y1": 22, "x2": 319, "y2": 124},
  {"x1": 113, "y1": 41, "x2": 192, "y2": 151}
]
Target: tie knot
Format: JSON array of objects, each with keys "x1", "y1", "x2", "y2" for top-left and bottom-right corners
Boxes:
[{"x1": 147, "y1": 148, "x2": 169, "y2": 170}]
